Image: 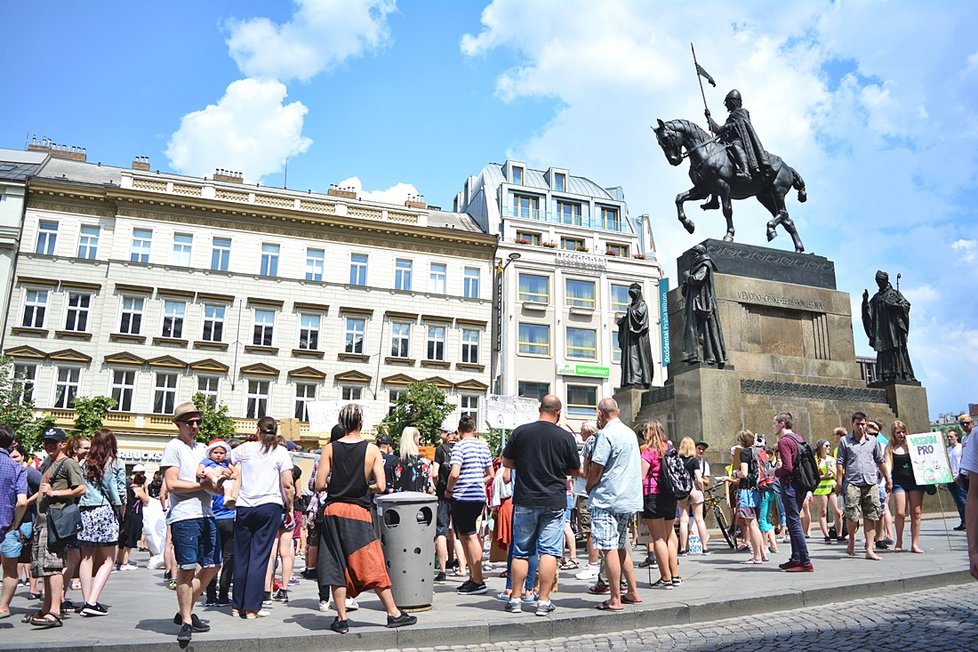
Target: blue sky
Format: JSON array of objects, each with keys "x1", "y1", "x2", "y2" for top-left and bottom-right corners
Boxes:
[{"x1": 2, "y1": 0, "x2": 977, "y2": 420}]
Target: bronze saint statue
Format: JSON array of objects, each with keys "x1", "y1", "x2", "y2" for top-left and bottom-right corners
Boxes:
[
  {"x1": 861, "y1": 270, "x2": 915, "y2": 383},
  {"x1": 681, "y1": 245, "x2": 726, "y2": 367},
  {"x1": 617, "y1": 282, "x2": 653, "y2": 389},
  {"x1": 705, "y1": 89, "x2": 772, "y2": 182}
]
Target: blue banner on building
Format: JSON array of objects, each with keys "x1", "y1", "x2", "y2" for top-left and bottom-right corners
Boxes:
[{"x1": 659, "y1": 278, "x2": 670, "y2": 366}]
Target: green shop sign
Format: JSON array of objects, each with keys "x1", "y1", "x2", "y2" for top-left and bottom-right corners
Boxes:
[{"x1": 558, "y1": 364, "x2": 610, "y2": 378}]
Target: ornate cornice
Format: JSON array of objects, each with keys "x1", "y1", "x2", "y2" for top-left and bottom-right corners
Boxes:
[{"x1": 740, "y1": 379, "x2": 887, "y2": 403}]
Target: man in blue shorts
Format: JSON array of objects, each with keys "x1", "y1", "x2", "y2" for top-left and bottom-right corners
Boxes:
[{"x1": 0, "y1": 426, "x2": 28, "y2": 619}]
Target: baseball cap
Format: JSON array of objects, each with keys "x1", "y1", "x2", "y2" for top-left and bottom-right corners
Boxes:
[
  {"x1": 132, "y1": 464, "x2": 147, "y2": 473},
  {"x1": 695, "y1": 440, "x2": 709, "y2": 449},
  {"x1": 815, "y1": 439, "x2": 829, "y2": 450},
  {"x1": 172, "y1": 401, "x2": 202, "y2": 422},
  {"x1": 376, "y1": 434, "x2": 394, "y2": 446},
  {"x1": 42, "y1": 427, "x2": 67, "y2": 442}
]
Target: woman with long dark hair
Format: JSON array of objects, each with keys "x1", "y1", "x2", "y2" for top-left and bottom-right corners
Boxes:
[
  {"x1": 886, "y1": 420, "x2": 930, "y2": 553},
  {"x1": 229, "y1": 416, "x2": 294, "y2": 618},
  {"x1": 76, "y1": 428, "x2": 126, "y2": 616}
]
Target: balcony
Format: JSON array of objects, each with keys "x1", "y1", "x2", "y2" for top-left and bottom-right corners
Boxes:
[{"x1": 502, "y1": 206, "x2": 631, "y2": 234}]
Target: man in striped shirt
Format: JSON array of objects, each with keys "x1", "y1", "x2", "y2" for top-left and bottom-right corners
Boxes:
[{"x1": 445, "y1": 416, "x2": 493, "y2": 595}]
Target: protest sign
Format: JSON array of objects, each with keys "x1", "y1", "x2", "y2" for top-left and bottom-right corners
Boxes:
[{"x1": 906, "y1": 432, "x2": 953, "y2": 485}]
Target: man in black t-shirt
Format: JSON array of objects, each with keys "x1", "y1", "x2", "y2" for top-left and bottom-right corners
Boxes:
[
  {"x1": 433, "y1": 428, "x2": 458, "y2": 582},
  {"x1": 501, "y1": 396, "x2": 580, "y2": 615},
  {"x1": 376, "y1": 435, "x2": 397, "y2": 495}
]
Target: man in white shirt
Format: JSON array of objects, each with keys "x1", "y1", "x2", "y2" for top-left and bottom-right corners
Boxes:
[
  {"x1": 947, "y1": 425, "x2": 967, "y2": 531},
  {"x1": 959, "y1": 414, "x2": 978, "y2": 580},
  {"x1": 162, "y1": 402, "x2": 220, "y2": 644}
]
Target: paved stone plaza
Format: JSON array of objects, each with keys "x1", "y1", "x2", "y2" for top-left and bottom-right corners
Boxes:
[{"x1": 0, "y1": 517, "x2": 970, "y2": 651}]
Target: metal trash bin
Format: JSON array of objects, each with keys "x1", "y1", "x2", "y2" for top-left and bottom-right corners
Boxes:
[{"x1": 375, "y1": 492, "x2": 438, "y2": 611}]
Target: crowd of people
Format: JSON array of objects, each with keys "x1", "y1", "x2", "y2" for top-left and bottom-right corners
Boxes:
[{"x1": 1, "y1": 400, "x2": 976, "y2": 643}]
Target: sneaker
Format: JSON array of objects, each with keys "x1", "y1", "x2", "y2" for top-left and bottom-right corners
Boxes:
[
  {"x1": 953, "y1": 524, "x2": 967, "y2": 531},
  {"x1": 81, "y1": 603, "x2": 108, "y2": 617},
  {"x1": 434, "y1": 571, "x2": 447, "y2": 583},
  {"x1": 504, "y1": 599, "x2": 522, "y2": 613},
  {"x1": 535, "y1": 601, "x2": 556, "y2": 616},
  {"x1": 457, "y1": 581, "x2": 487, "y2": 595},
  {"x1": 701, "y1": 548, "x2": 712, "y2": 555},
  {"x1": 875, "y1": 541, "x2": 890, "y2": 551},
  {"x1": 785, "y1": 563, "x2": 815, "y2": 573},
  {"x1": 482, "y1": 561, "x2": 493, "y2": 572},
  {"x1": 215, "y1": 597, "x2": 232, "y2": 607},
  {"x1": 778, "y1": 560, "x2": 801, "y2": 571},
  {"x1": 177, "y1": 623, "x2": 193, "y2": 643},
  {"x1": 678, "y1": 549, "x2": 688, "y2": 557},
  {"x1": 587, "y1": 583, "x2": 610, "y2": 595},
  {"x1": 173, "y1": 612, "x2": 210, "y2": 631},
  {"x1": 287, "y1": 578, "x2": 300, "y2": 586},
  {"x1": 637, "y1": 557, "x2": 658, "y2": 568},
  {"x1": 319, "y1": 600, "x2": 331, "y2": 613},
  {"x1": 575, "y1": 563, "x2": 601, "y2": 580},
  {"x1": 167, "y1": 579, "x2": 177, "y2": 590},
  {"x1": 204, "y1": 598, "x2": 217, "y2": 607},
  {"x1": 386, "y1": 611, "x2": 417, "y2": 628},
  {"x1": 882, "y1": 538, "x2": 895, "y2": 546},
  {"x1": 650, "y1": 578, "x2": 673, "y2": 590},
  {"x1": 323, "y1": 597, "x2": 360, "y2": 611},
  {"x1": 272, "y1": 589, "x2": 289, "y2": 603},
  {"x1": 671, "y1": 576, "x2": 684, "y2": 586},
  {"x1": 330, "y1": 617, "x2": 349, "y2": 634}
]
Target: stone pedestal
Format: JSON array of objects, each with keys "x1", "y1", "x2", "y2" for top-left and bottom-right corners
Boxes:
[
  {"x1": 613, "y1": 387, "x2": 644, "y2": 428},
  {"x1": 874, "y1": 381, "x2": 930, "y2": 435}
]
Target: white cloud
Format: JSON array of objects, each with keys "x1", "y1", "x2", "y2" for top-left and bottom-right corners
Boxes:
[
  {"x1": 225, "y1": 0, "x2": 396, "y2": 82},
  {"x1": 166, "y1": 79, "x2": 312, "y2": 182},
  {"x1": 952, "y1": 239, "x2": 977, "y2": 263},
  {"x1": 461, "y1": 0, "x2": 978, "y2": 415},
  {"x1": 337, "y1": 176, "x2": 420, "y2": 205}
]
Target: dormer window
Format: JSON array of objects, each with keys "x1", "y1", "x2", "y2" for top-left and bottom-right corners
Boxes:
[
  {"x1": 555, "y1": 173, "x2": 566, "y2": 192},
  {"x1": 512, "y1": 166, "x2": 524, "y2": 185}
]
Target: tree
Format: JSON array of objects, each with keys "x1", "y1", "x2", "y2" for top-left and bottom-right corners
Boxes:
[
  {"x1": 0, "y1": 356, "x2": 55, "y2": 452},
  {"x1": 381, "y1": 381, "x2": 455, "y2": 447},
  {"x1": 72, "y1": 395, "x2": 117, "y2": 437},
  {"x1": 192, "y1": 392, "x2": 238, "y2": 444}
]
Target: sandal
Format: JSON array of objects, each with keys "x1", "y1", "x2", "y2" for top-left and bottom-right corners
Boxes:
[
  {"x1": 595, "y1": 600, "x2": 623, "y2": 612},
  {"x1": 559, "y1": 559, "x2": 579, "y2": 570},
  {"x1": 29, "y1": 613, "x2": 63, "y2": 628}
]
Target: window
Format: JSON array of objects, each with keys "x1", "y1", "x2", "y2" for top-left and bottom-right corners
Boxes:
[
  {"x1": 426, "y1": 325, "x2": 446, "y2": 361},
  {"x1": 613, "y1": 330, "x2": 622, "y2": 363},
  {"x1": 246, "y1": 380, "x2": 270, "y2": 418},
  {"x1": 197, "y1": 376, "x2": 220, "y2": 408},
  {"x1": 512, "y1": 166, "x2": 523, "y2": 185},
  {"x1": 518, "y1": 273, "x2": 549, "y2": 303},
  {"x1": 345, "y1": 317, "x2": 365, "y2": 354},
  {"x1": 565, "y1": 279, "x2": 596, "y2": 309},
  {"x1": 388, "y1": 389, "x2": 403, "y2": 415},
  {"x1": 305, "y1": 248, "x2": 324, "y2": 281},
  {"x1": 601, "y1": 206, "x2": 621, "y2": 230},
  {"x1": 162, "y1": 300, "x2": 185, "y2": 338},
  {"x1": 557, "y1": 200, "x2": 582, "y2": 225},
  {"x1": 611, "y1": 284, "x2": 631, "y2": 312},
  {"x1": 349, "y1": 253, "x2": 367, "y2": 286},
  {"x1": 513, "y1": 194, "x2": 539, "y2": 218},
  {"x1": 518, "y1": 381, "x2": 549, "y2": 401},
  {"x1": 460, "y1": 395, "x2": 479, "y2": 421},
  {"x1": 77, "y1": 225, "x2": 99, "y2": 260},
  {"x1": 518, "y1": 323, "x2": 550, "y2": 356},
  {"x1": 12, "y1": 364, "x2": 35, "y2": 404},
  {"x1": 259, "y1": 243, "x2": 280, "y2": 276},
  {"x1": 202, "y1": 304, "x2": 225, "y2": 342},
  {"x1": 554, "y1": 172, "x2": 566, "y2": 192},
  {"x1": 36, "y1": 221, "x2": 58, "y2": 255},
  {"x1": 515, "y1": 230, "x2": 541, "y2": 246},
  {"x1": 430, "y1": 263, "x2": 446, "y2": 294},
  {"x1": 561, "y1": 236, "x2": 586, "y2": 252},
  {"x1": 294, "y1": 383, "x2": 317, "y2": 421},
  {"x1": 566, "y1": 385, "x2": 598, "y2": 417},
  {"x1": 119, "y1": 296, "x2": 144, "y2": 334},
  {"x1": 130, "y1": 228, "x2": 152, "y2": 263},
  {"x1": 463, "y1": 268, "x2": 480, "y2": 299},
  {"x1": 153, "y1": 373, "x2": 178, "y2": 414},
  {"x1": 341, "y1": 386, "x2": 363, "y2": 401},
  {"x1": 394, "y1": 259, "x2": 413, "y2": 291},
  {"x1": 53, "y1": 367, "x2": 80, "y2": 408},
  {"x1": 64, "y1": 292, "x2": 91, "y2": 332},
  {"x1": 461, "y1": 329, "x2": 479, "y2": 364},
  {"x1": 606, "y1": 243, "x2": 629, "y2": 257},
  {"x1": 253, "y1": 309, "x2": 275, "y2": 346},
  {"x1": 298, "y1": 313, "x2": 320, "y2": 350},
  {"x1": 391, "y1": 322, "x2": 411, "y2": 358},
  {"x1": 110, "y1": 370, "x2": 135, "y2": 412},
  {"x1": 211, "y1": 237, "x2": 231, "y2": 271},
  {"x1": 171, "y1": 233, "x2": 193, "y2": 266},
  {"x1": 567, "y1": 327, "x2": 598, "y2": 360},
  {"x1": 22, "y1": 289, "x2": 47, "y2": 328}
]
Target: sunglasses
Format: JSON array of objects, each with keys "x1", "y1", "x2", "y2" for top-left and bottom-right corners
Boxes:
[
  {"x1": 960, "y1": 421, "x2": 973, "y2": 426},
  {"x1": 178, "y1": 419, "x2": 203, "y2": 427}
]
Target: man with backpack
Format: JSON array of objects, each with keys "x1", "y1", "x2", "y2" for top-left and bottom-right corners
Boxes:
[
  {"x1": 773, "y1": 412, "x2": 816, "y2": 572},
  {"x1": 433, "y1": 428, "x2": 459, "y2": 583}
]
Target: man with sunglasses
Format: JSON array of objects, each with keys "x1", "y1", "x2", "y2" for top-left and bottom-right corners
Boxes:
[
  {"x1": 960, "y1": 414, "x2": 978, "y2": 580},
  {"x1": 948, "y1": 422, "x2": 968, "y2": 531},
  {"x1": 161, "y1": 402, "x2": 220, "y2": 644}
]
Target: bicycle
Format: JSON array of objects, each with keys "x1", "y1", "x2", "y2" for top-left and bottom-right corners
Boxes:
[{"x1": 703, "y1": 481, "x2": 735, "y2": 549}]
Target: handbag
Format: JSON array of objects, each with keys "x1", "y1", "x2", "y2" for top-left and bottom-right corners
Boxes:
[{"x1": 43, "y1": 459, "x2": 83, "y2": 550}]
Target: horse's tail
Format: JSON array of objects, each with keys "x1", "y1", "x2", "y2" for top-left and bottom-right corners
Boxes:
[{"x1": 789, "y1": 166, "x2": 807, "y2": 203}]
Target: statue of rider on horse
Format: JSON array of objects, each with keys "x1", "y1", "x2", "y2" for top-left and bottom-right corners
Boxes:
[{"x1": 705, "y1": 89, "x2": 771, "y2": 184}]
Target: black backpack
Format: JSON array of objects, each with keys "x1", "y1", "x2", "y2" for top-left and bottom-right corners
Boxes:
[
  {"x1": 659, "y1": 449, "x2": 693, "y2": 499},
  {"x1": 791, "y1": 435, "x2": 820, "y2": 494}
]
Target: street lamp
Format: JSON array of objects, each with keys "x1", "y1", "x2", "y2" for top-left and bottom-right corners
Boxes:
[{"x1": 492, "y1": 252, "x2": 521, "y2": 396}]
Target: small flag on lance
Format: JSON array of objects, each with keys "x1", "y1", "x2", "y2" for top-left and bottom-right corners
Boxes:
[{"x1": 690, "y1": 43, "x2": 715, "y2": 116}]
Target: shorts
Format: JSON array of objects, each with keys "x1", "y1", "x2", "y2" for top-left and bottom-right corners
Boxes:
[
  {"x1": 30, "y1": 513, "x2": 66, "y2": 577},
  {"x1": 435, "y1": 498, "x2": 452, "y2": 538},
  {"x1": 736, "y1": 506, "x2": 758, "y2": 521},
  {"x1": 575, "y1": 496, "x2": 592, "y2": 535},
  {"x1": 511, "y1": 505, "x2": 564, "y2": 558},
  {"x1": 307, "y1": 517, "x2": 321, "y2": 542},
  {"x1": 844, "y1": 484, "x2": 882, "y2": 522},
  {"x1": 171, "y1": 517, "x2": 222, "y2": 571},
  {"x1": 642, "y1": 493, "x2": 677, "y2": 520},
  {"x1": 451, "y1": 500, "x2": 484, "y2": 537},
  {"x1": 590, "y1": 507, "x2": 632, "y2": 550},
  {"x1": 1, "y1": 522, "x2": 32, "y2": 559},
  {"x1": 892, "y1": 482, "x2": 936, "y2": 496},
  {"x1": 564, "y1": 492, "x2": 575, "y2": 522}
]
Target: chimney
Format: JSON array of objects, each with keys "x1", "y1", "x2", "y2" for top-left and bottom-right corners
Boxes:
[
  {"x1": 404, "y1": 193, "x2": 426, "y2": 209},
  {"x1": 327, "y1": 183, "x2": 358, "y2": 200},
  {"x1": 26, "y1": 136, "x2": 87, "y2": 162},
  {"x1": 131, "y1": 156, "x2": 150, "y2": 171},
  {"x1": 213, "y1": 168, "x2": 244, "y2": 184}
]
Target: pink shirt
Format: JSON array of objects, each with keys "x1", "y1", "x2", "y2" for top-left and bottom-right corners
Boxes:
[{"x1": 641, "y1": 448, "x2": 662, "y2": 495}]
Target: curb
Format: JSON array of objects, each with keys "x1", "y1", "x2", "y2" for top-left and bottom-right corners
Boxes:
[{"x1": 3, "y1": 568, "x2": 971, "y2": 652}]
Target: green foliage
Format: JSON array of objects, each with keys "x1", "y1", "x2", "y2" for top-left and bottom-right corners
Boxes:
[
  {"x1": 381, "y1": 381, "x2": 455, "y2": 447},
  {"x1": 485, "y1": 428, "x2": 505, "y2": 458},
  {"x1": 192, "y1": 392, "x2": 238, "y2": 444},
  {"x1": 71, "y1": 395, "x2": 117, "y2": 437},
  {"x1": 0, "y1": 356, "x2": 54, "y2": 452}
]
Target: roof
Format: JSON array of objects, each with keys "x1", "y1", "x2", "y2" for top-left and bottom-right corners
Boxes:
[
  {"x1": 0, "y1": 148, "x2": 48, "y2": 183},
  {"x1": 483, "y1": 163, "x2": 618, "y2": 200}
]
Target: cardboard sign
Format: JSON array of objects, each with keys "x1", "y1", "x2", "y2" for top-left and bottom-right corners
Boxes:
[{"x1": 906, "y1": 432, "x2": 953, "y2": 485}]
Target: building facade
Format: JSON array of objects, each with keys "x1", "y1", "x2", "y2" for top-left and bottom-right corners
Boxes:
[
  {"x1": 456, "y1": 160, "x2": 665, "y2": 427},
  {"x1": 5, "y1": 154, "x2": 495, "y2": 461}
]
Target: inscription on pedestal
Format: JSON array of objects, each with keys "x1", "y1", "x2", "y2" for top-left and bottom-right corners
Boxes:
[{"x1": 678, "y1": 239, "x2": 836, "y2": 290}]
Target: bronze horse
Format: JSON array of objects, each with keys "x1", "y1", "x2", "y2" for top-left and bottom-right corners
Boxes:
[{"x1": 653, "y1": 118, "x2": 807, "y2": 252}]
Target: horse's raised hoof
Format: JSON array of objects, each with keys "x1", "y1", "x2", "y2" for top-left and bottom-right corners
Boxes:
[
  {"x1": 766, "y1": 228, "x2": 777, "y2": 242},
  {"x1": 723, "y1": 233, "x2": 734, "y2": 243},
  {"x1": 798, "y1": 189, "x2": 807, "y2": 203},
  {"x1": 681, "y1": 219, "x2": 695, "y2": 234},
  {"x1": 795, "y1": 245, "x2": 805, "y2": 253},
  {"x1": 700, "y1": 197, "x2": 720, "y2": 211}
]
